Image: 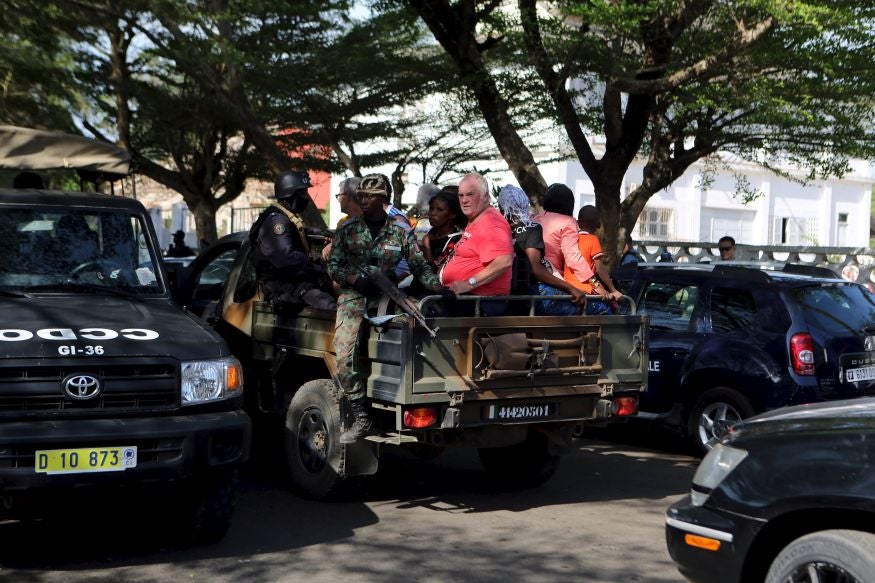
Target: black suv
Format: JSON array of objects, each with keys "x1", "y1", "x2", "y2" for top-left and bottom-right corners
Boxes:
[
  {"x1": 666, "y1": 397, "x2": 875, "y2": 583},
  {"x1": 614, "y1": 262, "x2": 875, "y2": 453}
]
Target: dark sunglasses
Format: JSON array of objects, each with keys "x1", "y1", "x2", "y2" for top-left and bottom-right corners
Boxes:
[{"x1": 719, "y1": 246, "x2": 733, "y2": 252}]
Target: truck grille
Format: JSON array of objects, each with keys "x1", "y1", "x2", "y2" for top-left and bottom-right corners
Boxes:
[{"x1": 0, "y1": 362, "x2": 178, "y2": 416}]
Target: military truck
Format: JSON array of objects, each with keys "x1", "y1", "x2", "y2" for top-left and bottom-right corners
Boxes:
[
  {"x1": 209, "y1": 228, "x2": 647, "y2": 499},
  {"x1": 0, "y1": 126, "x2": 250, "y2": 542}
]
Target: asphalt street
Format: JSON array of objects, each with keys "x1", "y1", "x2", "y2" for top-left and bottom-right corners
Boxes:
[{"x1": 0, "y1": 427, "x2": 698, "y2": 583}]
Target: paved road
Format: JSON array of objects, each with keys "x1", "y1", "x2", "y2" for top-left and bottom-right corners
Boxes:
[{"x1": 0, "y1": 428, "x2": 698, "y2": 583}]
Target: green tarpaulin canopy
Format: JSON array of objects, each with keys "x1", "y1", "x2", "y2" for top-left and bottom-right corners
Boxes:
[{"x1": 0, "y1": 126, "x2": 130, "y2": 176}]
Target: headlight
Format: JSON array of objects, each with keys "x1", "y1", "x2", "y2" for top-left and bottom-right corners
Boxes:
[
  {"x1": 181, "y1": 357, "x2": 243, "y2": 405},
  {"x1": 690, "y1": 443, "x2": 748, "y2": 507}
]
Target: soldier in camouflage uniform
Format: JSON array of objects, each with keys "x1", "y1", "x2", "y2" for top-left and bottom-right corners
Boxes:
[{"x1": 328, "y1": 173, "x2": 455, "y2": 443}]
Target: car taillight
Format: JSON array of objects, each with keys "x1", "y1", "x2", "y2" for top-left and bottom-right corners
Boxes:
[
  {"x1": 613, "y1": 396, "x2": 638, "y2": 417},
  {"x1": 403, "y1": 407, "x2": 438, "y2": 428},
  {"x1": 790, "y1": 333, "x2": 815, "y2": 376}
]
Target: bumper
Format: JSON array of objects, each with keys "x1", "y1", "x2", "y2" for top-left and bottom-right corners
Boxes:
[
  {"x1": 0, "y1": 410, "x2": 251, "y2": 492},
  {"x1": 665, "y1": 495, "x2": 762, "y2": 583}
]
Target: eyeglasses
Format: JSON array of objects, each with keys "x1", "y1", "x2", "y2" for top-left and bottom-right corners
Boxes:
[{"x1": 719, "y1": 246, "x2": 733, "y2": 252}]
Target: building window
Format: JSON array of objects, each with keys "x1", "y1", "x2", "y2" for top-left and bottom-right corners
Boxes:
[
  {"x1": 837, "y1": 213, "x2": 849, "y2": 246},
  {"x1": 769, "y1": 216, "x2": 818, "y2": 245},
  {"x1": 637, "y1": 207, "x2": 675, "y2": 241}
]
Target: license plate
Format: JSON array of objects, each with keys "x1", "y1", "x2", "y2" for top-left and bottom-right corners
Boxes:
[
  {"x1": 35, "y1": 446, "x2": 137, "y2": 475},
  {"x1": 846, "y1": 367, "x2": 875, "y2": 383},
  {"x1": 486, "y1": 404, "x2": 556, "y2": 420}
]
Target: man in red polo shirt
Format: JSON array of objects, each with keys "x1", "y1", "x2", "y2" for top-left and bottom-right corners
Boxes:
[{"x1": 440, "y1": 172, "x2": 513, "y2": 315}]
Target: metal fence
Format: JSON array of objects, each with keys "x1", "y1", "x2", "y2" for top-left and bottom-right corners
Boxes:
[
  {"x1": 230, "y1": 206, "x2": 267, "y2": 233},
  {"x1": 634, "y1": 240, "x2": 875, "y2": 289}
]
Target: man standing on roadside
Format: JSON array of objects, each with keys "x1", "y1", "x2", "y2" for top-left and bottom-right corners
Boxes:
[
  {"x1": 718, "y1": 236, "x2": 737, "y2": 261},
  {"x1": 440, "y1": 172, "x2": 513, "y2": 316}
]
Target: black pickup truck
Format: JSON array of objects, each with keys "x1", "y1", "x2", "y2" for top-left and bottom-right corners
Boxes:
[{"x1": 0, "y1": 126, "x2": 250, "y2": 542}]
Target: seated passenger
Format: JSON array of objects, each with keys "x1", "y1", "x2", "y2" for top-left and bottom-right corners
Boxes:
[
  {"x1": 249, "y1": 170, "x2": 336, "y2": 311},
  {"x1": 533, "y1": 183, "x2": 595, "y2": 290},
  {"x1": 440, "y1": 172, "x2": 513, "y2": 316},
  {"x1": 564, "y1": 205, "x2": 623, "y2": 314},
  {"x1": 52, "y1": 214, "x2": 99, "y2": 273},
  {"x1": 421, "y1": 189, "x2": 465, "y2": 271},
  {"x1": 497, "y1": 185, "x2": 584, "y2": 315}
]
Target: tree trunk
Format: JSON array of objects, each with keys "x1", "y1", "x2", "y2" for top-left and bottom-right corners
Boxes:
[
  {"x1": 189, "y1": 200, "x2": 219, "y2": 248},
  {"x1": 594, "y1": 183, "x2": 624, "y2": 269},
  {"x1": 409, "y1": 0, "x2": 548, "y2": 200}
]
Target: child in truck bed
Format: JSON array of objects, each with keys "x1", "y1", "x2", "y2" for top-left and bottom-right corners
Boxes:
[{"x1": 564, "y1": 205, "x2": 623, "y2": 314}]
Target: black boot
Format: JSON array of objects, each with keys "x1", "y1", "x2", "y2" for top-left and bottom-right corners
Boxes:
[{"x1": 341, "y1": 397, "x2": 373, "y2": 444}]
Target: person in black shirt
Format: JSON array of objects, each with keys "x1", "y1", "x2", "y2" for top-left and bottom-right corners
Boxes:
[
  {"x1": 248, "y1": 170, "x2": 336, "y2": 311},
  {"x1": 422, "y1": 189, "x2": 466, "y2": 271},
  {"x1": 497, "y1": 185, "x2": 583, "y2": 314},
  {"x1": 167, "y1": 230, "x2": 196, "y2": 257}
]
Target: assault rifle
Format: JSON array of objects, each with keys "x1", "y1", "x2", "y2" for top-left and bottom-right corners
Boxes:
[{"x1": 354, "y1": 262, "x2": 439, "y2": 338}]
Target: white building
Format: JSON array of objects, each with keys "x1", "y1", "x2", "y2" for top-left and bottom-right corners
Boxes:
[{"x1": 333, "y1": 149, "x2": 873, "y2": 248}]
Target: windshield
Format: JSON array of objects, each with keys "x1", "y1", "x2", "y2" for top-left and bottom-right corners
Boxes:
[
  {"x1": 789, "y1": 283, "x2": 875, "y2": 335},
  {"x1": 0, "y1": 207, "x2": 164, "y2": 295}
]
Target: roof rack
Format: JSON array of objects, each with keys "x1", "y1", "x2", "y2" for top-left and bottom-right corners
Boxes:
[
  {"x1": 780, "y1": 263, "x2": 839, "y2": 279},
  {"x1": 711, "y1": 263, "x2": 770, "y2": 282}
]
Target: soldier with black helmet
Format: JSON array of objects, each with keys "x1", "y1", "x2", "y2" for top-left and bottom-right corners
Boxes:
[{"x1": 248, "y1": 170, "x2": 336, "y2": 311}]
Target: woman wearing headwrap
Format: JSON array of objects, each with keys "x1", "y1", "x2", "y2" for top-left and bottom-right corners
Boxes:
[{"x1": 497, "y1": 185, "x2": 584, "y2": 315}]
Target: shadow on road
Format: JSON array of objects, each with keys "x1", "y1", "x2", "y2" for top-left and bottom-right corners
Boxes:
[
  {"x1": 0, "y1": 423, "x2": 696, "y2": 578},
  {"x1": 360, "y1": 423, "x2": 697, "y2": 514}
]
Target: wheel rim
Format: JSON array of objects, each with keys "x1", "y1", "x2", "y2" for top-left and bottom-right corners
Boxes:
[
  {"x1": 296, "y1": 406, "x2": 329, "y2": 473},
  {"x1": 697, "y1": 401, "x2": 743, "y2": 449},
  {"x1": 784, "y1": 561, "x2": 859, "y2": 583}
]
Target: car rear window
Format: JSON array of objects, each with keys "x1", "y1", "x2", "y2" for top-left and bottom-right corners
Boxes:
[
  {"x1": 640, "y1": 281, "x2": 698, "y2": 330},
  {"x1": 789, "y1": 283, "x2": 875, "y2": 334}
]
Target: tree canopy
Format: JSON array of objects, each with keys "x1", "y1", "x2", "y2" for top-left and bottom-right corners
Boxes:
[{"x1": 408, "y1": 0, "x2": 875, "y2": 261}]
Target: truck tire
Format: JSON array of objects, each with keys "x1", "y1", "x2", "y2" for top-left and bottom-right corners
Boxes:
[
  {"x1": 177, "y1": 468, "x2": 238, "y2": 545},
  {"x1": 478, "y1": 431, "x2": 560, "y2": 488},
  {"x1": 766, "y1": 530, "x2": 875, "y2": 583},
  {"x1": 285, "y1": 379, "x2": 346, "y2": 500},
  {"x1": 687, "y1": 387, "x2": 754, "y2": 456}
]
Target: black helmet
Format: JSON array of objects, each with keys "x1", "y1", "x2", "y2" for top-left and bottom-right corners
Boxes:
[{"x1": 274, "y1": 171, "x2": 311, "y2": 200}]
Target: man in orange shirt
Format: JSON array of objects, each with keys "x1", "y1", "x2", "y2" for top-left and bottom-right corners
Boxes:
[{"x1": 564, "y1": 205, "x2": 623, "y2": 314}]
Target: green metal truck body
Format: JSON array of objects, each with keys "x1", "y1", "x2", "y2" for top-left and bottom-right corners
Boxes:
[{"x1": 215, "y1": 239, "x2": 648, "y2": 497}]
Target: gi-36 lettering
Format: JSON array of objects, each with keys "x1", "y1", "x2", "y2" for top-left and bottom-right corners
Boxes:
[{"x1": 57, "y1": 345, "x2": 104, "y2": 356}]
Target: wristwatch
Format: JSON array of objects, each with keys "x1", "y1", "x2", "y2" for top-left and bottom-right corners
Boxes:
[{"x1": 467, "y1": 277, "x2": 478, "y2": 288}]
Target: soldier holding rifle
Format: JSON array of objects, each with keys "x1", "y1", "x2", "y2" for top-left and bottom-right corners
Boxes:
[{"x1": 328, "y1": 173, "x2": 455, "y2": 443}]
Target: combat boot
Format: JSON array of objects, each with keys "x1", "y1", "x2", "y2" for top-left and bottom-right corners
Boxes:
[{"x1": 340, "y1": 397, "x2": 373, "y2": 444}]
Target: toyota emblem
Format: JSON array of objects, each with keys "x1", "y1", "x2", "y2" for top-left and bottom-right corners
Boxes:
[{"x1": 63, "y1": 374, "x2": 102, "y2": 400}]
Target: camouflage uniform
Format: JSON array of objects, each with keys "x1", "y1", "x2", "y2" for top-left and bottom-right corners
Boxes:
[{"x1": 328, "y1": 216, "x2": 441, "y2": 400}]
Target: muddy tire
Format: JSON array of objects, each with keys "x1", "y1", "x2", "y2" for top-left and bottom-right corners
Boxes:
[
  {"x1": 478, "y1": 431, "x2": 560, "y2": 488},
  {"x1": 284, "y1": 379, "x2": 346, "y2": 500}
]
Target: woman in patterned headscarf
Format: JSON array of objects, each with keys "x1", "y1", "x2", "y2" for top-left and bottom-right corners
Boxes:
[{"x1": 497, "y1": 185, "x2": 584, "y2": 315}]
